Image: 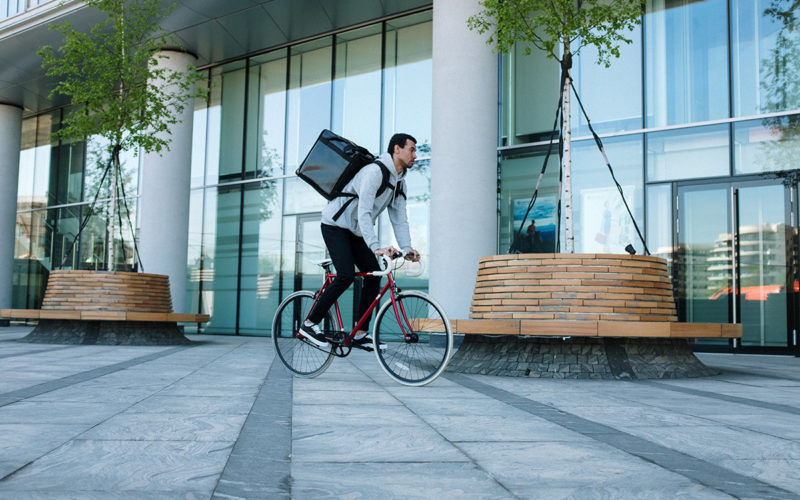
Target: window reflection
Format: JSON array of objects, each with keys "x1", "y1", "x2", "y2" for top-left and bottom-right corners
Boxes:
[
  {"x1": 333, "y1": 26, "x2": 382, "y2": 152},
  {"x1": 286, "y1": 39, "x2": 333, "y2": 173},
  {"x1": 238, "y1": 180, "x2": 284, "y2": 335},
  {"x1": 571, "y1": 25, "x2": 643, "y2": 135},
  {"x1": 571, "y1": 137, "x2": 644, "y2": 254},
  {"x1": 248, "y1": 51, "x2": 287, "y2": 179},
  {"x1": 734, "y1": 115, "x2": 800, "y2": 175},
  {"x1": 732, "y1": 0, "x2": 800, "y2": 117},
  {"x1": 646, "y1": 124, "x2": 729, "y2": 181},
  {"x1": 499, "y1": 149, "x2": 560, "y2": 253},
  {"x1": 645, "y1": 0, "x2": 729, "y2": 127}
]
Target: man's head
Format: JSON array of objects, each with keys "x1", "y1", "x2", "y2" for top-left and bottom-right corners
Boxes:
[{"x1": 388, "y1": 133, "x2": 417, "y2": 170}]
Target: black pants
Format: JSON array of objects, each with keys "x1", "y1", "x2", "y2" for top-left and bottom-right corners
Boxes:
[{"x1": 307, "y1": 224, "x2": 381, "y2": 326}]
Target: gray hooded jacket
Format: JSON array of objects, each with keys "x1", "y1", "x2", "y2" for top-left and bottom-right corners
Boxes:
[{"x1": 320, "y1": 152, "x2": 412, "y2": 252}]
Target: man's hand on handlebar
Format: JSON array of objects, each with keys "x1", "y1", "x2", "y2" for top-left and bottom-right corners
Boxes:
[
  {"x1": 375, "y1": 247, "x2": 401, "y2": 259},
  {"x1": 375, "y1": 247, "x2": 421, "y2": 262}
]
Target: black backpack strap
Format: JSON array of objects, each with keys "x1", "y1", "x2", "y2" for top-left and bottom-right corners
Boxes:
[
  {"x1": 331, "y1": 161, "x2": 404, "y2": 221},
  {"x1": 331, "y1": 193, "x2": 357, "y2": 221},
  {"x1": 374, "y1": 160, "x2": 406, "y2": 201}
]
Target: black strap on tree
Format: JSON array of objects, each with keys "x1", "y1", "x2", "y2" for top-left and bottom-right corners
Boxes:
[
  {"x1": 511, "y1": 51, "x2": 650, "y2": 256},
  {"x1": 509, "y1": 55, "x2": 569, "y2": 253},
  {"x1": 569, "y1": 79, "x2": 650, "y2": 255},
  {"x1": 114, "y1": 165, "x2": 128, "y2": 267},
  {"x1": 60, "y1": 144, "x2": 145, "y2": 271},
  {"x1": 116, "y1": 165, "x2": 144, "y2": 271},
  {"x1": 60, "y1": 155, "x2": 113, "y2": 268}
]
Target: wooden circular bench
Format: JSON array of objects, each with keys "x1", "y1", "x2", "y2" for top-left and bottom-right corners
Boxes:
[
  {"x1": 452, "y1": 254, "x2": 740, "y2": 339},
  {"x1": 445, "y1": 253, "x2": 741, "y2": 379},
  {"x1": 1, "y1": 270, "x2": 209, "y2": 345}
]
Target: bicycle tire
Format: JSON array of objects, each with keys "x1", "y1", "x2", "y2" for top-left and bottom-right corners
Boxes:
[
  {"x1": 272, "y1": 290, "x2": 335, "y2": 378},
  {"x1": 373, "y1": 291, "x2": 453, "y2": 386}
]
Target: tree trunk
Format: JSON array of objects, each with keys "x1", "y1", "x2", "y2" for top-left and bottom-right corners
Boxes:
[
  {"x1": 562, "y1": 38, "x2": 574, "y2": 253},
  {"x1": 107, "y1": 148, "x2": 119, "y2": 271}
]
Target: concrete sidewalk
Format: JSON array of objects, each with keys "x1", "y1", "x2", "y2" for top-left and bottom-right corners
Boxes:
[{"x1": 1, "y1": 326, "x2": 799, "y2": 499}]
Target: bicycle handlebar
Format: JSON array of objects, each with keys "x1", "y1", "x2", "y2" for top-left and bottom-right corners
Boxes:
[{"x1": 371, "y1": 252, "x2": 424, "y2": 277}]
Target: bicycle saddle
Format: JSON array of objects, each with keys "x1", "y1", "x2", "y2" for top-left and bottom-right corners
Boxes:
[{"x1": 313, "y1": 258, "x2": 333, "y2": 269}]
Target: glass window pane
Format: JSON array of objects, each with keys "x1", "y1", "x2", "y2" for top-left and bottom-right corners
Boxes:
[
  {"x1": 646, "y1": 183, "x2": 673, "y2": 267},
  {"x1": 737, "y1": 184, "x2": 787, "y2": 347},
  {"x1": 734, "y1": 115, "x2": 800, "y2": 174},
  {"x1": 238, "y1": 179, "x2": 284, "y2": 335},
  {"x1": 571, "y1": 25, "x2": 643, "y2": 136},
  {"x1": 499, "y1": 149, "x2": 560, "y2": 253},
  {"x1": 205, "y1": 69, "x2": 222, "y2": 183},
  {"x1": 185, "y1": 188, "x2": 206, "y2": 328},
  {"x1": 32, "y1": 113, "x2": 53, "y2": 202},
  {"x1": 645, "y1": 0, "x2": 729, "y2": 127},
  {"x1": 677, "y1": 186, "x2": 732, "y2": 324},
  {"x1": 571, "y1": 136, "x2": 644, "y2": 254},
  {"x1": 731, "y1": 0, "x2": 799, "y2": 116},
  {"x1": 646, "y1": 124, "x2": 729, "y2": 181},
  {"x1": 333, "y1": 26, "x2": 382, "y2": 153},
  {"x1": 219, "y1": 64, "x2": 247, "y2": 180},
  {"x1": 286, "y1": 39, "x2": 332, "y2": 174},
  {"x1": 78, "y1": 203, "x2": 108, "y2": 271},
  {"x1": 283, "y1": 176, "x2": 325, "y2": 215},
  {"x1": 13, "y1": 208, "x2": 48, "y2": 309},
  {"x1": 191, "y1": 75, "x2": 209, "y2": 188},
  {"x1": 17, "y1": 117, "x2": 37, "y2": 209},
  {"x1": 383, "y1": 14, "x2": 432, "y2": 152},
  {"x1": 502, "y1": 46, "x2": 560, "y2": 146},
  {"x1": 248, "y1": 51, "x2": 287, "y2": 179},
  {"x1": 203, "y1": 185, "x2": 241, "y2": 334}
]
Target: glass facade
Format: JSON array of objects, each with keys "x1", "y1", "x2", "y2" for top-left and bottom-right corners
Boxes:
[
  {"x1": 180, "y1": 11, "x2": 433, "y2": 335},
  {"x1": 499, "y1": 0, "x2": 800, "y2": 352},
  {"x1": 12, "y1": 10, "x2": 433, "y2": 336},
  {"x1": 10, "y1": 1, "x2": 800, "y2": 352}
]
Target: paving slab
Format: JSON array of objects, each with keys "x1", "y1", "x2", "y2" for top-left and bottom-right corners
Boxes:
[{"x1": 1, "y1": 326, "x2": 800, "y2": 498}]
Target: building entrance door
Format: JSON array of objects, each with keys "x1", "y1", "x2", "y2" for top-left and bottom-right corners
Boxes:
[{"x1": 676, "y1": 181, "x2": 795, "y2": 352}]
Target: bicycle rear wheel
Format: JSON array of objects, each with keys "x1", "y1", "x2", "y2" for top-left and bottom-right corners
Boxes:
[
  {"x1": 373, "y1": 291, "x2": 453, "y2": 386},
  {"x1": 272, "y1": 291, "x2": 335, "y2": 378}
]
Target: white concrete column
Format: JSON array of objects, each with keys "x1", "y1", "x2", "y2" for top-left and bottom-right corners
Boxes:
[
  {"x1": 0, "y1": 104, "x2": 23, "y2": 310},
  {"x1": 138, "y1": 50, "x2": 197, "y2": 314},
  {"x1": 430, "y1": 0, "x2": 498, "y2": 319}
]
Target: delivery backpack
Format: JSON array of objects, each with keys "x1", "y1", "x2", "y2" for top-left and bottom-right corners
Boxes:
[{"x1": 297, "y1": 129, "x2": 405, "y2": 221}]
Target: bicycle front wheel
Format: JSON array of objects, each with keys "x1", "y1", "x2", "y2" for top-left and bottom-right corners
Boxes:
[
  {"x1": 373, "y1": 291, "x2": 453, "y2": 386},
  {"x1": 272, "y1": 291, "x2": 335, "y2": 378}
]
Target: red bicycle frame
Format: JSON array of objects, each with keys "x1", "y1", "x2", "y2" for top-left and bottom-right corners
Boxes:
[{"x1": 306, "y1": 264, "x2": 413, "y2": 347}]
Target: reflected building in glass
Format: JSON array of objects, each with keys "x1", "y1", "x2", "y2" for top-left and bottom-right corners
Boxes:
[{"x1": 1, "y1": 0, "x2": 800, "y2": 354}]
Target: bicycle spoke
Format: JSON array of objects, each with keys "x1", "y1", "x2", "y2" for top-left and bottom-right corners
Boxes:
[
  {"x1": 373, "y1": 291, "x2": 452, "y2": 386},
  {"x1": 272, "y1": 291, "x2": 335, "y2": 378}
]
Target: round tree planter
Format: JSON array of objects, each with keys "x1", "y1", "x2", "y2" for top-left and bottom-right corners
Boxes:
[
  {"x1": 3, "y1": 270, "x2": 207, "y2": 345},
  {"x1": 446, "y1": 253, "x2": 739, "y2": 379}
]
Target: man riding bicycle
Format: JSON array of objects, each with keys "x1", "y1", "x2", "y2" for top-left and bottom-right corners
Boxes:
[{"x1": 300, "y1": 133, "x2": 422, "y2": 349}]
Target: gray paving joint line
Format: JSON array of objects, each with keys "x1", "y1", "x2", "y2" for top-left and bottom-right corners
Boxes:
[
  {"x1": 643, "y1": 380, "x2": 800, "y2": 416},
  {"x1": 445, "y1": 373, "x2": 798, "y2": 500},
  {"x1": 212, "y1": 355, "x2": 292, "y2": 499},
  {"x1": 0, "y1": 345, "x2": 77, "y2": 360},
  {"x1": 0, "y1": 345, "x2": 191, "y2": 408},
  {"x1": 351, "y1": 359, "x2": 523, "y2": 500}
]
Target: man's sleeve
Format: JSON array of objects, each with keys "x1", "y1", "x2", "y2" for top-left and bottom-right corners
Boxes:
[{"x1": 387, "y1": 189, "x2": 412, "y2": 252}]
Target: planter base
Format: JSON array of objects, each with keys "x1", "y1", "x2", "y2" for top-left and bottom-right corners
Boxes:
[
  {"x1": 20, "y1": 319, "x2": 192, "y2": 346},
  {"x1": 447, "y1": 335, "x2": 717, "y2": 379}
]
